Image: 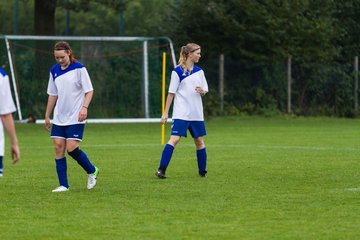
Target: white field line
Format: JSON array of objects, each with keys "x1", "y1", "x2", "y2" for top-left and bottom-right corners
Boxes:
[{"x1": 20, "y1": 143, "x2": 360, "y2": 152}]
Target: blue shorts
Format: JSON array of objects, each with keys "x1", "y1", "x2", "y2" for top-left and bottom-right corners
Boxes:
[
  {"x1": 171, "y1": 119, "x2": 206, "y2": 138},
  {"x1": 50, "y1": 124, "x2": 85, "y2": 141}
]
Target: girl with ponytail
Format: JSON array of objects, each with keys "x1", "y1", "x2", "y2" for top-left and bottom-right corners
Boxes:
[{"x1": 155, "y1": 43, "x2": 209, "y2": 179}]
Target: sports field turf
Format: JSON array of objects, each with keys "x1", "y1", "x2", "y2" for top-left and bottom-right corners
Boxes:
[{"x1": 1, "y1": 116, "x2": 360, "y2": 239}]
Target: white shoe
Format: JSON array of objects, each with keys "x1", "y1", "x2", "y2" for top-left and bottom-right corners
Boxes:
[
  {"x1": 87, "y1": 167, "x2": 99, "y2": 189},
  {"x1": 52, "y1": 186, "x2": 69, "y2": 192}
]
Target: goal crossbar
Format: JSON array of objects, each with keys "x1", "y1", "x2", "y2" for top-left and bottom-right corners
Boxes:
[{"x1": 2, "y1": 35, "x2": 177, "y2": 122}]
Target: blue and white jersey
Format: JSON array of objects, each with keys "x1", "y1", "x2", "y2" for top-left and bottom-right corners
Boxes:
[
  {"x1": 0, "y1": 68, "x2": 16, "y2": 115},
  {"x1": 169, "y1": 65, "x2": 208, "y2": 121},
  {"x1": 47, "y1": 62, "x2": 93, "y2": 126},
  {"x1": 0, "y1": 68, "x2": 16, "y2": 156}
]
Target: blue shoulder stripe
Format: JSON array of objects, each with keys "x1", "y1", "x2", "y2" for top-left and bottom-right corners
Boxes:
[
  {"x1": 174, "y1": 65, "x2": 202, "y2": 82},
  {"x1": 0, "y1": 68, "x2": 8, "y2": 77},
  {"x1": 50, "y1": 62, "x2": 84, "y2": 80}
]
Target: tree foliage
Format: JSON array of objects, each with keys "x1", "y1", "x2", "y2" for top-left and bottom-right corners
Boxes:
[{"x1": 1, "y1": 0, "x2": 360, "y2": 117}]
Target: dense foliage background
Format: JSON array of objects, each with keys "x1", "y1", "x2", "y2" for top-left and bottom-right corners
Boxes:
[{"x1": 1, "y1": 0, "x2": 360, "y2": 118}]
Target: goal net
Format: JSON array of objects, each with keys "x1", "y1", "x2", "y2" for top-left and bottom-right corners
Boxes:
[{"x1": 1, "y1": 35, "x2": 176, "y2": 123}]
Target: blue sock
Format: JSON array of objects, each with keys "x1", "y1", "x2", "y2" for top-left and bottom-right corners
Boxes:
[
  {"x1": 159, "y1": 144, "x2": 174, "y2": 171},
  {"x1": 55, "y1": 157, "x2": 69, "y2": 188},
  {"x1": 0, "y1": 156, "x2": 3, "y2": 174},
  {"x1": 197, "y1": 148, "x2": 207, "y2": 174},
  {"x1": 68, "y1": 147, "x2": 95, "y2": 174}
]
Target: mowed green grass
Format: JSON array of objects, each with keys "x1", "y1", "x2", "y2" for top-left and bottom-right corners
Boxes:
[{"x1": 1, "y1": 116, "x2": 360, "y2": 239}]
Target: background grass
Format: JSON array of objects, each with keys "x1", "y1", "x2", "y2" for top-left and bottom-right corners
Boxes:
[{"x1": 1, "y1": 116, "x2": 360, "y2": 239}]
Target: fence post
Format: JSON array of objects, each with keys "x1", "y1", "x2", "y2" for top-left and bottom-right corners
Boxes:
[
  {"x1": 287, "y1": 55, "x2": 292, "y2": 114},
  {"x1": 355, "y1": 56, "x2": 359, "y2": 115},
  {"x1": 219, "y1": 54, "x2": 224, "y2": 115},
  {"x1": 143, "y1": 40, "x2": 149, "y2": 118}
]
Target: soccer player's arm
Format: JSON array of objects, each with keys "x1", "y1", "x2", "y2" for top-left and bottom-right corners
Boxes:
[
  {"x1": 195, "y1": 71, "x2": 208, "y2": 96},
  {"x1": 45, "y1": 95, "x2": 57, "y2": 131},
  {"x1": 1, "y1": 113, "x2": 20, "y2": 163},
  {"x1": 45, "y1": 71, "x2": 58, "y2": 131},
  {"x1": 78, "y1": 67, "x2": 94, "y2": 121},
  {"x1": 79, "y1": 90, "x2": 93, "y2": 122},
  {"x1": 161, "y1": 70, "x2": 178, "y2": 124},
  {"x1": 161, "y1": 93, "x2": 174, "y2": 124},
  {"x1": 82, "y1": 90, "x2": 93, "y2": 109}
]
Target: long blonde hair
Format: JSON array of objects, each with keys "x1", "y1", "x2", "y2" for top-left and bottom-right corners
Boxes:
[{"x1": 178, "y1": 43, "x2": 200, "y2": 73}]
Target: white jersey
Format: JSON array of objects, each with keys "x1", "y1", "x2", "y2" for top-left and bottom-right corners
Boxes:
[
  {"x1": 168, "y1": 65, "x2": 208, "y2": 121},
  {"x1": 0, "y1": 68, "x2": 17, "y2": 156},
  {"x1": 47, "y1": 62, "x2": 93, "y2": 126}
]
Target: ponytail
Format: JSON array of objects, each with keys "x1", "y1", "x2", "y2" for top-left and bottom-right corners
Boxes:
[{"x1": 177, "y1": 43, "x2": 200, "y2": 73}]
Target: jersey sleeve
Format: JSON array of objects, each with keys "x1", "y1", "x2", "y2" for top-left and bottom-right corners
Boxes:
[
  {"x1": 80, "y1": 67, "x2": 94, "y2": 93},
  {"x1": 47, "y1": 72, "x2": 58, "y2": 96},
  {"x1": 0, "y1": 75, "x2": 16, "y2": 115},
  {"x1": 200, "y1": 70, "x2": 209, "y2": 93},
  {"x1": 168, "y1": 70, "x2": 180, "y2": 94}
]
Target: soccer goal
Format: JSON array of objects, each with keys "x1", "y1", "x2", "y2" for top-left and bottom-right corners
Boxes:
[{"x1": 2, "y1": 35, "x2": 176, "y2": 123}]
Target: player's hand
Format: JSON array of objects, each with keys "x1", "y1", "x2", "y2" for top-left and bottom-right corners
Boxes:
[
  {"x1": 161, "y1": 114, "x2": 168, "y2": 125},
  {"x1": 78, "y1": 107, "x2": 88, "y2": 122},
  {"x1": 195, "y1": 86, "x2": 206, "y2": 96},
  {"x1": 11, "y1": 143, "x2": 20, "y2": 164},
  {"x1": 45, "y1": 117, "x2": 51, "y2": 132}
]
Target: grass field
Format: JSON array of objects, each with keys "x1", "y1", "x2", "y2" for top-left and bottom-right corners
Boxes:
[{"x1": 1, "y1": 116, "x2": 360, "y2": 239}]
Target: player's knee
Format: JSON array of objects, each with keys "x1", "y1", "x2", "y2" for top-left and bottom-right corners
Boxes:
[
  {"x1": 194, "y1": 137, "x2": 205, "y2": 148},
  {"x1": 54, "y1": 140, "x2": 63, "y2": 149},
  {"x1": 54, "y1": 145, "x2": 65, "y2": 156},
  {"x1": 68, "y1": 147, "x2": 81, "y2": 159},
  {"x1": 169, "y1": 136, "x2": 180, "y2": 146}
]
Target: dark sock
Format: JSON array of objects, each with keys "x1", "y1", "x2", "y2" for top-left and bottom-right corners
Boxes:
[
  {"x1": 197, "y1": 148, "x2": 207, "y2": 174},
  {"x1": 68, "y1": 147, "x2": 95, "y2": 174},
  {"x1": 55, "y1": 157, "x2": 69, "y2": 188},
  {"x1": 158, "y1": 144, "x2": 174, "y2": 171},
  {"x1": 0, "y1": 156, "x2": 3, "y2": 174}
]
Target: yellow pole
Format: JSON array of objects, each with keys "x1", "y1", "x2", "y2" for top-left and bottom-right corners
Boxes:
[{"x1": 161, "y1": 52, "x2": 166, "y2": 144}]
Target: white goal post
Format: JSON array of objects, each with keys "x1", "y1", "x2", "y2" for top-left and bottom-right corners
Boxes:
[{"x1": 3, "y1": 35, "x2": 176, "y2": 123}]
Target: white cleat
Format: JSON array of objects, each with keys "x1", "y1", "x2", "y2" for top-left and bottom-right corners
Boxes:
[
  {"x1": 52, "y1": 186, "x2": 69, "y2": 192},
  {"x1": 87, "y1": 167, "x2": 99, "y2": 190}
]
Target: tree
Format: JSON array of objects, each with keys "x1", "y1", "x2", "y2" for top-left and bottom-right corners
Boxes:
[
  {"x1": 165, "y1": 0, "x2": 336, "y2": 63},
  {"x1": 34, "y1": 0, "x2": 57, "y2": 35},
  {"x1": 333, "y1": 0, "x2": 360, "y2": 62}
]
